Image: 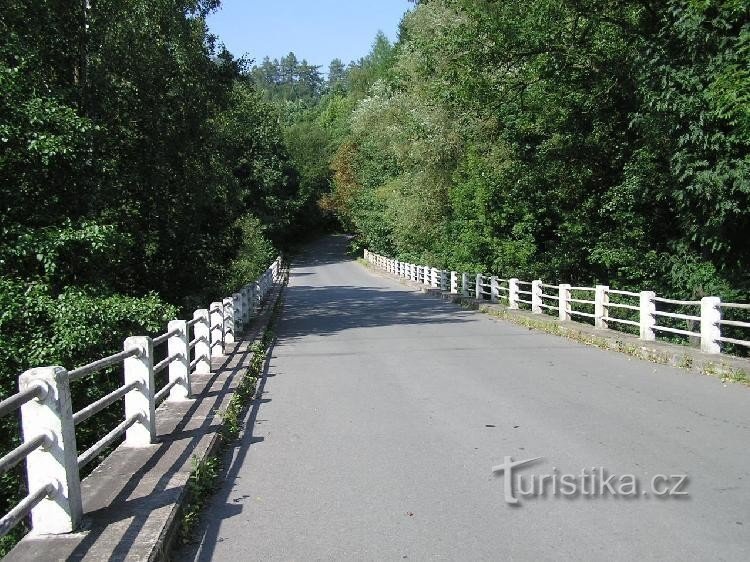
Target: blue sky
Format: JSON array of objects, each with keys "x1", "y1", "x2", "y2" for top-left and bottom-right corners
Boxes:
[{"x1": 207, "y1": 0, "x2": 412, "y2": 72}]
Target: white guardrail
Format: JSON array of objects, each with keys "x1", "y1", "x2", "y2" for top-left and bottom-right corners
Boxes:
[
  {"x1": 364, "y1": 249, "x2": 750, "y2": 355},
  {"x1": 0, "y1": 257, "x2": 282, "y2": 539}
]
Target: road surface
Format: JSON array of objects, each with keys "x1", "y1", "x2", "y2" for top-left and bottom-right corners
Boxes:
[{"x1": 184, "y1": 236, "x2": 750, "y2": 561}]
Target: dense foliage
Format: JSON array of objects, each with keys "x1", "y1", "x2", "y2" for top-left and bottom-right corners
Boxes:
[
  {"x1": 326, "y1": 0, "x2": 749, "y2": 304},
  {"x1": 0, "y1": 1, "x2": 311, "y2": 550}
]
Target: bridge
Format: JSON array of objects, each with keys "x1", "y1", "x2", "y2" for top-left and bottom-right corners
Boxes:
[{"x1": 3, "y1": 236, "x2": 750, "y2": 560}]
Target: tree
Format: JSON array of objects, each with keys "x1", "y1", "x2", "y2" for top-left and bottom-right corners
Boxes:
[{"x1": 328, "y1": 58, "x2": 348, "y2": 92}]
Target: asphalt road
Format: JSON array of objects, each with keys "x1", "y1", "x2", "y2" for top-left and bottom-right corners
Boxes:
[{"x1": 184, "y1": 235, "x2": 750, "y2": 561}]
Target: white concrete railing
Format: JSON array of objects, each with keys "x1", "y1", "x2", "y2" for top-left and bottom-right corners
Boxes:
[
  {"x1": 0, "y1": 257, "x2": 282, "y2": 539},
  {"x1": 364, "y1": 249, "x2": 750, "y2": 355}
]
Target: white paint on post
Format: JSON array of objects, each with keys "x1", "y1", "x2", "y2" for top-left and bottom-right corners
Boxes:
[
  {"x1": 462, "y1": 273, "x2": 470, "y2": 297},
  {"x1": 19, "y1": 366, "x2": 82, "y2": 534},
  {"x1": 508, "y1": 278, "x2": 520, "y2": 309},
  {"x1": 192, "y1": 309, "x2": 211, "y2": 374},
  {"x1": 531, "y1": 280, "x2": 542, "y2": 313},
  {"x1": 475, "y1": 274, "x2": 482, "y2": 300},
  {"x1": 639, "y1": 291, "x2": 656, "y2": 341},
  {"x1": 252, "y1": 284, "x2": 260, "y2": 314},
  {"x1": 209, "y1": 302, "x2": 224, "y2": 358},
  {"x1": 431, "y1": 267, "x2": 439, "y2": 289},
  {"x1": 167, "y1": 320, "x2": 190, "y2": 400},
  {"x1": 595, "y1": 285, "x2": 609, "y2": 329},
  {"x1": 451, "y1": 271, "x2": 458, "y2": 294},
  {"x1": 241, "y1": 287, "x2": 251, "y2": 326},
  {"x1": 123, "y1": 336, "x2": 156, "y2": 446},
  {"x1": 700, "y1": 296, "x2": 721, "y2": 354},
  {"x1": 490, "y1": 276, "x2": 499, "y2": 303},
  {"x1": 223, "y1": 297, "x2": 235, "y2": 346},
  {"x1": 233, "y1": 293, "x2": 243, "y2": 333},
  {"x1": 559, "y1": 284, "x2": 572, "y2": 321}
]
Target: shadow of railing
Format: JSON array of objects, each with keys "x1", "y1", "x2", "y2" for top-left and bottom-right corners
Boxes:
[{"x1": 183, "y1": 336, "x2": 278, "y2": 562}]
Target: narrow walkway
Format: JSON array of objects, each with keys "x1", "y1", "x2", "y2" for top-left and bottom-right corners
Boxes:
[{"x1": 184, "y1": 235, "x2": 750, "y2": 561}]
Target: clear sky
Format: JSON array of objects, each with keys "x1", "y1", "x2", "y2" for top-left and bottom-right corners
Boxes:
[{"x1": 207, "y1": 0, "x2": 413, "y2": 71}]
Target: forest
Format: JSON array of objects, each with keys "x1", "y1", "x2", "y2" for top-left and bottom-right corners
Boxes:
[{"x1": 1, "y1": 0, "x2": 748, "y2": 551}]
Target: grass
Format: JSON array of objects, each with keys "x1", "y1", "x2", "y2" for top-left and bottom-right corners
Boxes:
[{"x1": 179, "y1": 455, "x2": 220, "y2": 544}]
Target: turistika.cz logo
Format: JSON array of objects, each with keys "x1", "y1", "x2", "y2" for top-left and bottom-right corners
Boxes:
[{"x1": 492, "y1": 457, "x2": 689, "y2": 505}]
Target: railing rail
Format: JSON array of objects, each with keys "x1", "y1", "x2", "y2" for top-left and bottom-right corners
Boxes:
[
  {"x1": 0, "y1": 255, "x2": 283, "y2": 540},
  {"x1": 364, "y1": 250, "x2": 748, "y2": 356},
  {"x1": 68, "y1": 348, "x2": 140, "y2": 381}
]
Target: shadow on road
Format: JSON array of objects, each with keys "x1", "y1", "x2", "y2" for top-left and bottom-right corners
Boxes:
[{"x1": 278, "y1": 284, "x2": 473, "y2": 340}]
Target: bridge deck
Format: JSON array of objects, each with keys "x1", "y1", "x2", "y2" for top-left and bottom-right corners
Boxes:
[{"x1": 183, "y1": 235, "x2": 750, "y2": 561}]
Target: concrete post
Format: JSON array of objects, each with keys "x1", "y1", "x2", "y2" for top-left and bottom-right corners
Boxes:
[
  {"x1": 595, "y1": 285, "x2": 609, "y2": 329},
  {"x1": 490, "y1": 276, "x2": 499, "y2": 303},
  {"x1": 475, "y1": 274, "x2": 482, "y2": 300},
  {"x1": 700, "y1": 296, "x2": 721, "y2": 354},
  {"x1": 451, "y1": 272, "x2": 458, "y2": 294},
  {"x1": 639, "y1": 291, "x2": 656, "y2": 341},
  {"x1": 223, "y1": 297, "x2": 235, "y2": 346},
  {"x1": 123, "y1": 336, "x2": 156, "y2": 446},
  {"x1": 19, "y1": 366, "x2": 82, "y2": 534},
  {"x1": 210, "y1": 301, "x2": 224, "y2": 358},
  {"x1": 441, "y1": 270, "x2": 449, "y2": 291},
  {"x1": 461, "y1": 273, "x2": 470, "y2": 297},
  {"x1": 253, "y1": 282, "x2": 260, "y2": 312},
  {"x1": 508, "y1": 278, "x2": 520, "y2": 310},
  {"x1": 431, "y1": 268, "x2": 439, "y2": 289},
  {"x1": 559, "y1": 284, "x2": 572, "y2": 321},
  {"x1": 167, "y1": 320, "x2": 190, "y2": 400},
  {"x1": 531, "y1": 280, "x2": 542, "y2": 313},
  {"x1": 193, "y1": 309, "x2": 211, "y2": 374},
  {"x1": 233, "y1": 293, "x2": 243, "y2": 333},
  {"x1": 242, "y1": 286, "x2": 251, "y2": 325}
]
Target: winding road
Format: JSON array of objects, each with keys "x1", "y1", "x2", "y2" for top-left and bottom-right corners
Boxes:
[{"x1": 184, "y1": 236, "x2": 750, "y2": 561}]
